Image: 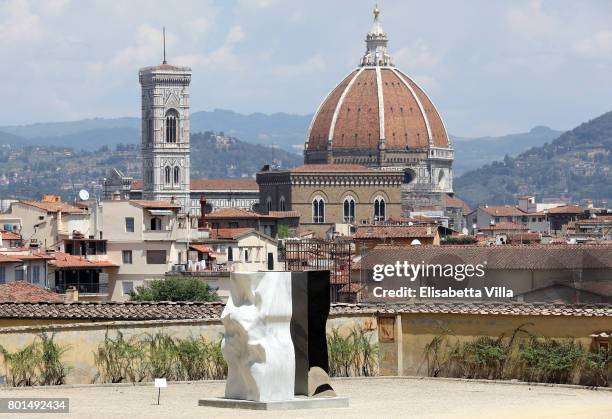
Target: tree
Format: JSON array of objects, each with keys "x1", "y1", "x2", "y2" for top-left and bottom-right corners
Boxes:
[{"x1": 129, "y1": 277, "x2": 219, "y2": 302}]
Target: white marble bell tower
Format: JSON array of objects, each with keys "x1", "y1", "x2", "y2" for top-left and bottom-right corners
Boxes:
[{"x1": 139, "y1": 31, "x2": 192, "y2": 212}]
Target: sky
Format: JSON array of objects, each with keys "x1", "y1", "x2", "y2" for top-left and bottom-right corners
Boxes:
[{"x1": 1, "y1": 0, "x2": 612, "y2": 137}]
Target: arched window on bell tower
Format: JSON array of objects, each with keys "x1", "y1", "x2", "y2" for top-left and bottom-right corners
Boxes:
[
  {"x1": 173, "y1": 166, "x2": 180, "y2": 185},
  {"x1": 165, "y1": 166, "x2": 171, "y2": 185},
  {"x1": 165, "y1": 109, "x2": 179, "y2": 143}
]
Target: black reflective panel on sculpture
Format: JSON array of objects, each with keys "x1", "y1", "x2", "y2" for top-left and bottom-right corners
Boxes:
[{"x1": 291, "y1": 270, "x2": 336, "y2": 397}]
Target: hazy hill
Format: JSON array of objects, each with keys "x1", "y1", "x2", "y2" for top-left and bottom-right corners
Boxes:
[
  {"x1": 455, "y1": 111, "x2": 612, "y2": 207},
  {"x1": 0, "y1": 109, "x2": 312, "y2": 152},
  {"x1": 451, "y1": 126, "x2": 563, "y2": 175},
  {"x1": 0, "y1": 131, "x2": 301, "y2": 200}
]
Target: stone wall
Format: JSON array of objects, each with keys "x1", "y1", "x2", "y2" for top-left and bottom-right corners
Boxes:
[{"x1": 0, "y1": 314, "x2": 377, "y2": 385}]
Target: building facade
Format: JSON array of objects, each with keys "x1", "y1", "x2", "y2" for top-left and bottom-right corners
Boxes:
[{"x1": 139, "y1": 61, "x2": 192, "y2": 213}]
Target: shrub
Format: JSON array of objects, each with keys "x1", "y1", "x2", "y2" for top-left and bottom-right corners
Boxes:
[
  {"x1": 0, "y1": 342, "x2": 40, "y2": 387},
  {"x1": 0, "y1": 332, "x2": 71, "y2": 387},
  {"x1": 422, "y1": 326, "x2": 610, "y2": 387},
  {"x1": 38, "y1": 332, "x2": 71, "y2": 385},
  {"x1": 94, "y1": 330, "x2": 147, "y2": 383},
  {"x1": 130, "y1": 277, "x2": 219, "y2": 302},
  {"x1": 93, "y1": 331, "x2": 227, "y2": 383},
  {"x1": 327, "y1": 325, "x2": 378, "y2": 377}
]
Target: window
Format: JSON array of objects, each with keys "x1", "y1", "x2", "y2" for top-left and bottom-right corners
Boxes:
[
  {"x1": 125, "y1": 217, "x2": 135, "y2": 232},
  {"x1": 165, "y1": 109, "x2": 178, "y2": 143},
  {"x1": 122, "y1": 250, "x2": 133, "y2": 264},
  {"x1": 267, "y1": 252, "x2": 274, "y2": 271},
  {"x1": 279, "y1": 197, "x2": 286, "y2": 212},
  {"x1": 150, "y1": 217, "x2": 162, "y2": 231},
  {"x1": 165, "y1": 166, "x2": 171, "y2": 185},
  {"x1": 266, "y1": 197, "x2": 272, "y2": 212},
  {"x1": 15, "y1": 268, "x2": 24, "y2": 281},
  {"x1": 173, "y1": 166, "x2": 180, "y2": 185},
  {"x1": 146, "y1": 250, "x2": 167, "y2": 264},
  {"x1": 374, "y1": 197, "x2": 386, "y2": 222},
  {"x1": 122, "y1": 281, "x2": 134, "y2": 295},
  {"x1": 312, "y1": 197, "x2": 325, "y2": 223},
  {"x1": 148, "y1": 117, "x2": 154, "y2": 144},
  {"x1": 343, "y1": 196, "x2": 356, "y2": 223},
  {"x1": 229, "y1": 222, "x2": 239, "y2": 228},
  {"x1": 31, "y1": 265, "x2": 40, "y2": 284},
  {"x1": 227, "y1": 247, "x2": 234, "y2": 262},
  {"x1": 0, "y1": 266, "x2": 5, "y2": 284},
  {"x1": 244, "y1": 249, "x2": 249, "y2": 262}
]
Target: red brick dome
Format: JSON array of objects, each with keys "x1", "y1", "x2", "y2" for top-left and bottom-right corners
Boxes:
[
  {"x1": 304, "y1": 7, "x2": 451, "y2": 166},
  {"x1": 306, "y1": 67, "x2": 449, "y2": 154}
]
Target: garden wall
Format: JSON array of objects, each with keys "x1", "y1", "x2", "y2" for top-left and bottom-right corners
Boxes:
[{"x1": 0, "y1": 314, "x2": 377, "y2": 385}]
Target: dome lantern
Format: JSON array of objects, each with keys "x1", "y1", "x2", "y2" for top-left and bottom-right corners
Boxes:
[{"x1": 361, "y1": 5, "x2": 394, "y2": 67}]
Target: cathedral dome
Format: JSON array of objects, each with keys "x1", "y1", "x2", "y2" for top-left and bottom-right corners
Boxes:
[{"x1": 304, "y1": 7, "x2": 451, "y2": 166}]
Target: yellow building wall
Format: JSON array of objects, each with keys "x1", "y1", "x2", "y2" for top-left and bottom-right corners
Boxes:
[{"x1": 399, "y1": 313, "x2": 612, "y2": 377}]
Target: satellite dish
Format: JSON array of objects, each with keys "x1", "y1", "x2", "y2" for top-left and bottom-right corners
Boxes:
[
  {"x1": 410, "y1": 239, "x2": 421, "y2": 246},
  {"x1": 78, "y1": 189, "x2": 90, "y2": 201}
]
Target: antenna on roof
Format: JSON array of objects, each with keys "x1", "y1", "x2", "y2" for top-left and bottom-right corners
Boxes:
[{"x1": 162, "y1": 27, "x2": 167, "y2": 64}]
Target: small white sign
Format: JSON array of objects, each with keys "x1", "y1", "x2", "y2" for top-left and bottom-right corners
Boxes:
[{"x1": 154, "y1": 378, "x2": 167, "y2": 388}]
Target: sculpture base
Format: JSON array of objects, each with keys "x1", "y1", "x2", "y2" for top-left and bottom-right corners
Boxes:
[{"x1": 198, "y1": 396, "x2": 349, "y2": 411}]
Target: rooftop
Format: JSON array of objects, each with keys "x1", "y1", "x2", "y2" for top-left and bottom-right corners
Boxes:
[
  {"x1": 19, "y1": 200, "x2": 86, "y2": 214},
  {"x1": 0, "y1": 282, "x2": 64, "y2": 303},
  {"x1": 0, "y1": 300, "x2": 609, "y2": 321},
  {"x1": 479, "y1": 205, "x2": 526, "y2": 217},
  {"x1": 354, "y1": 225, "x2": 437, "y2": 239},
  {"x1": 131, "y1": 179, "x2": 258, "y2": 191},
  {"x1": 49, "y1": 252, "x2": 118, "y2": 269},
  {"x1": 363, "y1": 243, "x2": 612, "y2": 270}
]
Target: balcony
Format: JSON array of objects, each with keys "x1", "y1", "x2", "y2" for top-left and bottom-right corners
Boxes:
[{"x1": 143, "y1": 228, "x2": 177, "y2": 241}]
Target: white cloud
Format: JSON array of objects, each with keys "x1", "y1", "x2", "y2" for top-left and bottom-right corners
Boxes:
[
  {"x1": 270, "y1": 54, "x2": 326, "y2": 78},
  {"x1": 573, "y1": 30, "x2": 612, "y2": 58},
  {"x1": 505, "y1": 0, "x2": 556, "y2": 40},
  {"x1": 394, "y1": 39, "x2": 441, "y2": 70},
  {"x1": 0, "y1": 0, "x2": 42, "y2": 43},
  {"x1": 225, "y1": 25, "x2": 245, "y2": 45}
]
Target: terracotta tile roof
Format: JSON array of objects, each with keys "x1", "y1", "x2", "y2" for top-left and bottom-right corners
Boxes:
[
  {"x1": 266, "y1": 211, "x2": 301, "y2": 218},
  {"x1": 130, "y1": 200, "x2": 180, "y2": 209},
  {"x1": 479, "y1": 222, "x2": 529, "y2": 231},
  {"x1": 1, "y1": 231, "x2": 21, "y2": 241},
  {"x1": 545, "y1": 205, "x2": 584, "y2": 215},
  {"x1": 131, "y1": 179, "x2": 258, "y2": 191},
  {"x1": 363, "y1": 244, "x2": 612, "y2": 271},
  {"x1": 49, "y1": 252, "x2": 117, "y2": 269},
  {"x1": 206, "y1": 208, "x2": 260, "y2": 219},
  {"x1": 354, "y1": 225, "x2": 437, "y2": 239},
  {"x1": 0, "y1": 282, "x2": 64, "y2": 303},
  {"x1": 20, "y1": 200, "x2": 86, "y2": 214},
  {"x1": 291, "y1": 164, "x2": 375, "y2": 173},
  {"x1": 191, "y1": 179, "x2": 258, "y2": 190},
  {"x1": 189, "y1": 244, "x2": 215, "y2": 254},
  {"x1": 330, "y1": 302, "x2": 612, "y2": 317},
  {"x1": 306, "y1": 68, "x2": 450, "y2": 153},
  {"x1": 444, "y1": 194, "x2": 471, "y2": 213},
  {"x1": 0, "y1": 254, "x2": 21, "y2": 263},
  {"x1": 1, "y1": 300, "x2": 608, "y2": 321},
  {"x1": 506, "y1": 232, "x2": 542, "y2": 243},
  {"x1": 479, "y1": 205, "x2": 526, "y2": 217},
  {"x1": 0, "y1": 301, "x2": 224, "y2": 321},
  {"x1": 209, "y1": 228, "x2": 256, "y2": 240}
]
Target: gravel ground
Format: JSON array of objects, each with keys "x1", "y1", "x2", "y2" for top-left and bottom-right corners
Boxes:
[{"x1": 0, "y1": 378, "x2": 611, "y2": 419}]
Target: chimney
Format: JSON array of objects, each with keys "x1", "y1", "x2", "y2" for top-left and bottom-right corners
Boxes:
[
  {"x1": 199, "y1": 195, "x2": 208, "y2": 230},
  {"x1": 57, "y1": 210, "x2": 63, "y2": 233},
  {"x1": 65, "y1": 286, "x2": 79, "y2": 302}
]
